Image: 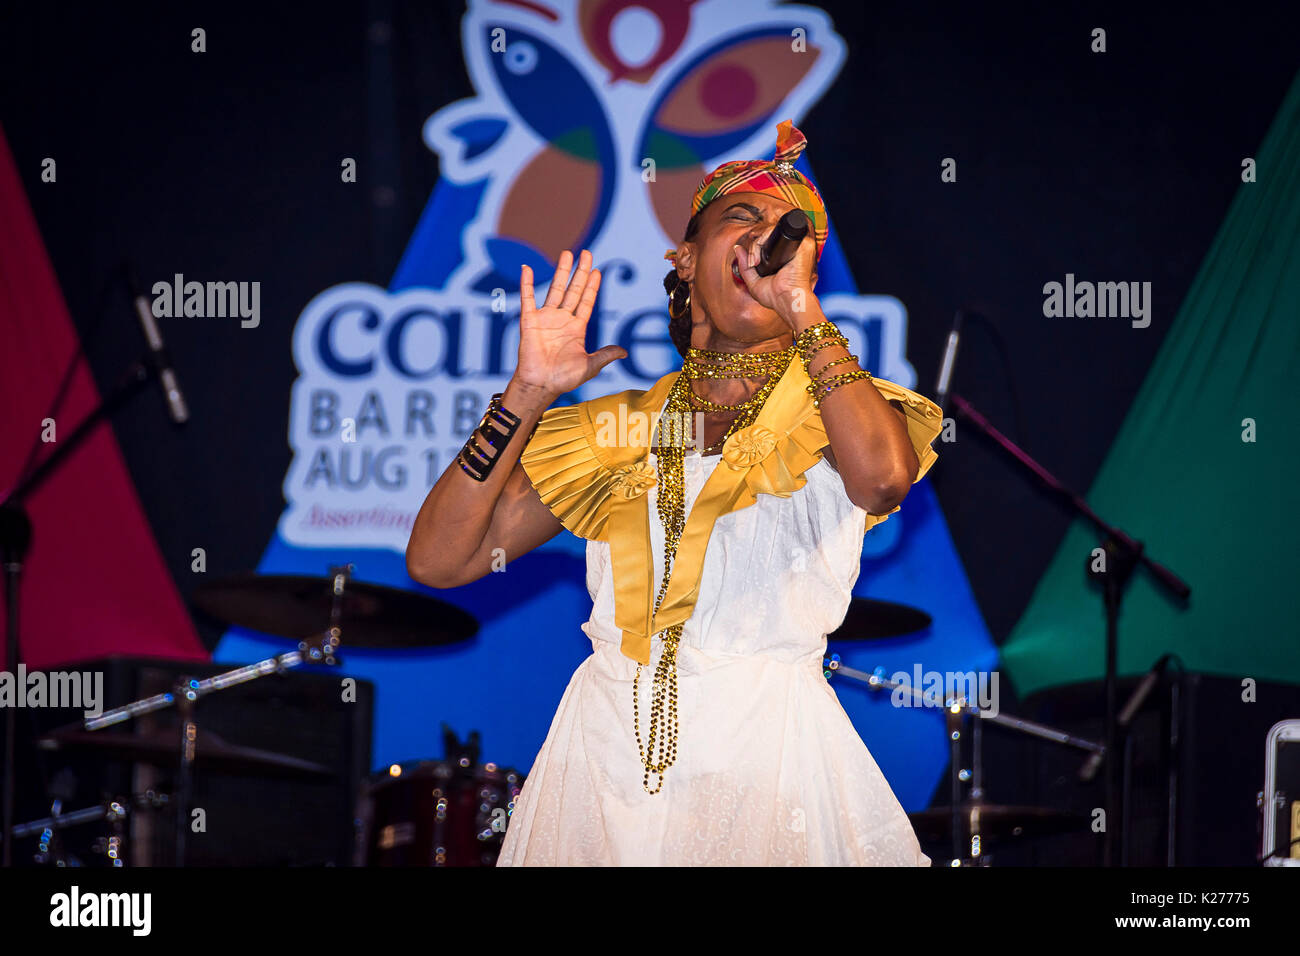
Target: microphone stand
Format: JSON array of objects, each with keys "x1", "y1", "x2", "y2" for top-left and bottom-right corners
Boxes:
[
  {"x1": 827, "y1": 660, "x2": 1102, "y2": 864},
  {"x1": 946, "y1": 393, "x2": 1190, "y2": 866},
  {"x1": 0, "y1": 358, "x2": 157, "y2": 867}
]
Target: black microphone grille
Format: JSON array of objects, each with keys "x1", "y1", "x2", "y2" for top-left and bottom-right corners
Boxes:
[{"x1": 778, "y1": 209, "x2": 809, "y2": 239}]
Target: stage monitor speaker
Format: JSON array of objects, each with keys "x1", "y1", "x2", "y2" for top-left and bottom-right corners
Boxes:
[{"x1": 979, "y1": 671, "x2": 1300, "y2": 866}]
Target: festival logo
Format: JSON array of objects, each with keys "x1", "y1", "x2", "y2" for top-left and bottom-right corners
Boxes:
[{"x1": 277, "y1": 0, "x2": 916, "y2": 552}]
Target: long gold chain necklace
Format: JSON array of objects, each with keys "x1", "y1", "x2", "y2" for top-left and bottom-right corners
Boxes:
[{"x1": 632, "y1": 346, "x2": 793, "y2": 793}]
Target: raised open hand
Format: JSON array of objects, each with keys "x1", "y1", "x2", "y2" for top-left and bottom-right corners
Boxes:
[{"x1": 513, "y1": 249, "x2": 626, "y2": 397}]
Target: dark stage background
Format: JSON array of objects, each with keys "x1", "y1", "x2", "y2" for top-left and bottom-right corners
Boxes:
[
  {"x1": 4, "y1": 2, "x2": 1295, "y2": 645},
  {"x1": 2, "y1": 1, "x2": 1298, "y2": 867}
]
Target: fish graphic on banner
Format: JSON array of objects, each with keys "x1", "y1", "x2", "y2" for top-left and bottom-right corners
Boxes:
[{"x1": 216, "y1": 0, "x2": 996, "y2": 812}]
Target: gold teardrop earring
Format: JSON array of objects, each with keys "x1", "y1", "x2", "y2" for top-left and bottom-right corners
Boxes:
[{"x1": 668, "y1": 280, "x2": 691, "y2": 319}]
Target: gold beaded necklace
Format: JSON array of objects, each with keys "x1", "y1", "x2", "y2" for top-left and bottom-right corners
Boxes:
[
  {"x1": 633, "y1": 345, "x2": 794, "y2": 793},
  {"x1": 681, "y1": 345, "x2": 794, "y2": 452}
]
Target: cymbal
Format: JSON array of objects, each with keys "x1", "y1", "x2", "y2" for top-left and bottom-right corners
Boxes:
[
  {"x1": 38, "y1": 727, "x2": 334, "y2": 780},
  {"x1": 827, "y1": 597, "x2": 932, "y2": 641},
  {"x1": 192, "y1": 573, "x2": 479, "y2": 648},
  {"x1": 908, "y1": 804, "x2": 1091, "y2": 844}
]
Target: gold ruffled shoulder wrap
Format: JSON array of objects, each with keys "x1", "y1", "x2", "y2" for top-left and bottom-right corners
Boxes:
[{"x1": 519, "y1": 361, "x2": 942, "y2": 665}]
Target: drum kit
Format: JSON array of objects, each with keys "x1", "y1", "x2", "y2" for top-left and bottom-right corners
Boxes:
[
  {"x1": 12, "y1": 566, "x2": 1099, "y2": 868},
  {"x1": 13, "y1": 565, "x2": 522, "y2": 867}
]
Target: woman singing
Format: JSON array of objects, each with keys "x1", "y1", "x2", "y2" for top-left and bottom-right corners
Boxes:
[{"x1": 406, "y1": 121, "x2": 940, "y2": 866}]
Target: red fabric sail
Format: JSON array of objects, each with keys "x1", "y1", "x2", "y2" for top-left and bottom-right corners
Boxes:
[{"x1": 0, "y1": 126, "x2": 207, "y2": 668}]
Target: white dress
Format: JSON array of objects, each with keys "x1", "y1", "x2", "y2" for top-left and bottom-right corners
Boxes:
[{"x1": 497, "y1": 447, "x2": 930, "y2": 866}]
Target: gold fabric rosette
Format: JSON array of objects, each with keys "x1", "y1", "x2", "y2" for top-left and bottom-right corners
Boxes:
[
  {"x1": 610, "y1": 460, "x2": 657, "y2": 499},
  {"x1": 721, "y1": 424, "x2": 778, "y2": 470}
]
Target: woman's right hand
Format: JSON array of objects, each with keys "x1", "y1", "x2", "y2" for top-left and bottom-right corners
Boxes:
[{"x1": 513, "y1": 249, "x2": 626, "y2": 398}]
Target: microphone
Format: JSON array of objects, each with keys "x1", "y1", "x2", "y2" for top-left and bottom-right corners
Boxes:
[
  {"x1": 934, "y1": 310, "x2": 964, "y2": 411},
  {"x1": 1078, "y1": 653, "x2": 1173, "y2": 783},
  {"x1": 128, "y1": 265, "x2": 189, "y2": 424},
  {"x1": 753, "y1": 210, "x2": 810, "y2": 277}
]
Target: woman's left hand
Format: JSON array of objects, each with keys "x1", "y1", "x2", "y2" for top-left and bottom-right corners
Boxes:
[{"x1": 733, "y1": 230, "x2": 818, "y2": 328}]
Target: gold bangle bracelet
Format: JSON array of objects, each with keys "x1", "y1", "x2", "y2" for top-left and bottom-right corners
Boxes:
[
  {"x1": 794, "y1": 319, "x2": 846, "y2": 349},
  {"x1": 799, "y1": 340, "x2": 849, "y2": 376},
  {"x1": 810, "y1": 353, "x2": 859, "y2": 380},
  {"x1": 806, "y1": 369, "x2": 872, "y2": 409}
]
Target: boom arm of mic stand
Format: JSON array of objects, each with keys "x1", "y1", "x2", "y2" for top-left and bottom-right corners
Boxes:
[
  {"x1": 947, "y1": 393, "x2": 1189, "y2": 601},
  {"x1": 828, "y1": 662, "x2": 1103, "y2": 753},
  {"x1": 1, "y1": 360, "x2": 154, "y2": 509}
]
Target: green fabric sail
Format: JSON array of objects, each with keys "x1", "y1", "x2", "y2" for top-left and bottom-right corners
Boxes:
[{"x1": 1001, "y1": 69, "x2": 1300, "y2": 696}]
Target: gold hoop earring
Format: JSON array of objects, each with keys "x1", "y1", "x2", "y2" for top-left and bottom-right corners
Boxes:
[{"x1": 668, "y1": 282, "x2": 691, "y2": 320}]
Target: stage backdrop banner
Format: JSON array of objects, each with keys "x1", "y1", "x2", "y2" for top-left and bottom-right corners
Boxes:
[
  {"x1": 214, "y1": 0, "x2": 996, "y2": 811},
  {"x1": 1001, "y1": 69, "x2": 1300, "y2": 696},
  {"x1": 0, "y1": 128, "x2": 207, "y2": 669}
]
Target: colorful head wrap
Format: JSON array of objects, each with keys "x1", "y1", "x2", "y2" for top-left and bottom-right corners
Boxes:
[{"x1": 664, "y1": 119, "x2": 829, "y2": 266}]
